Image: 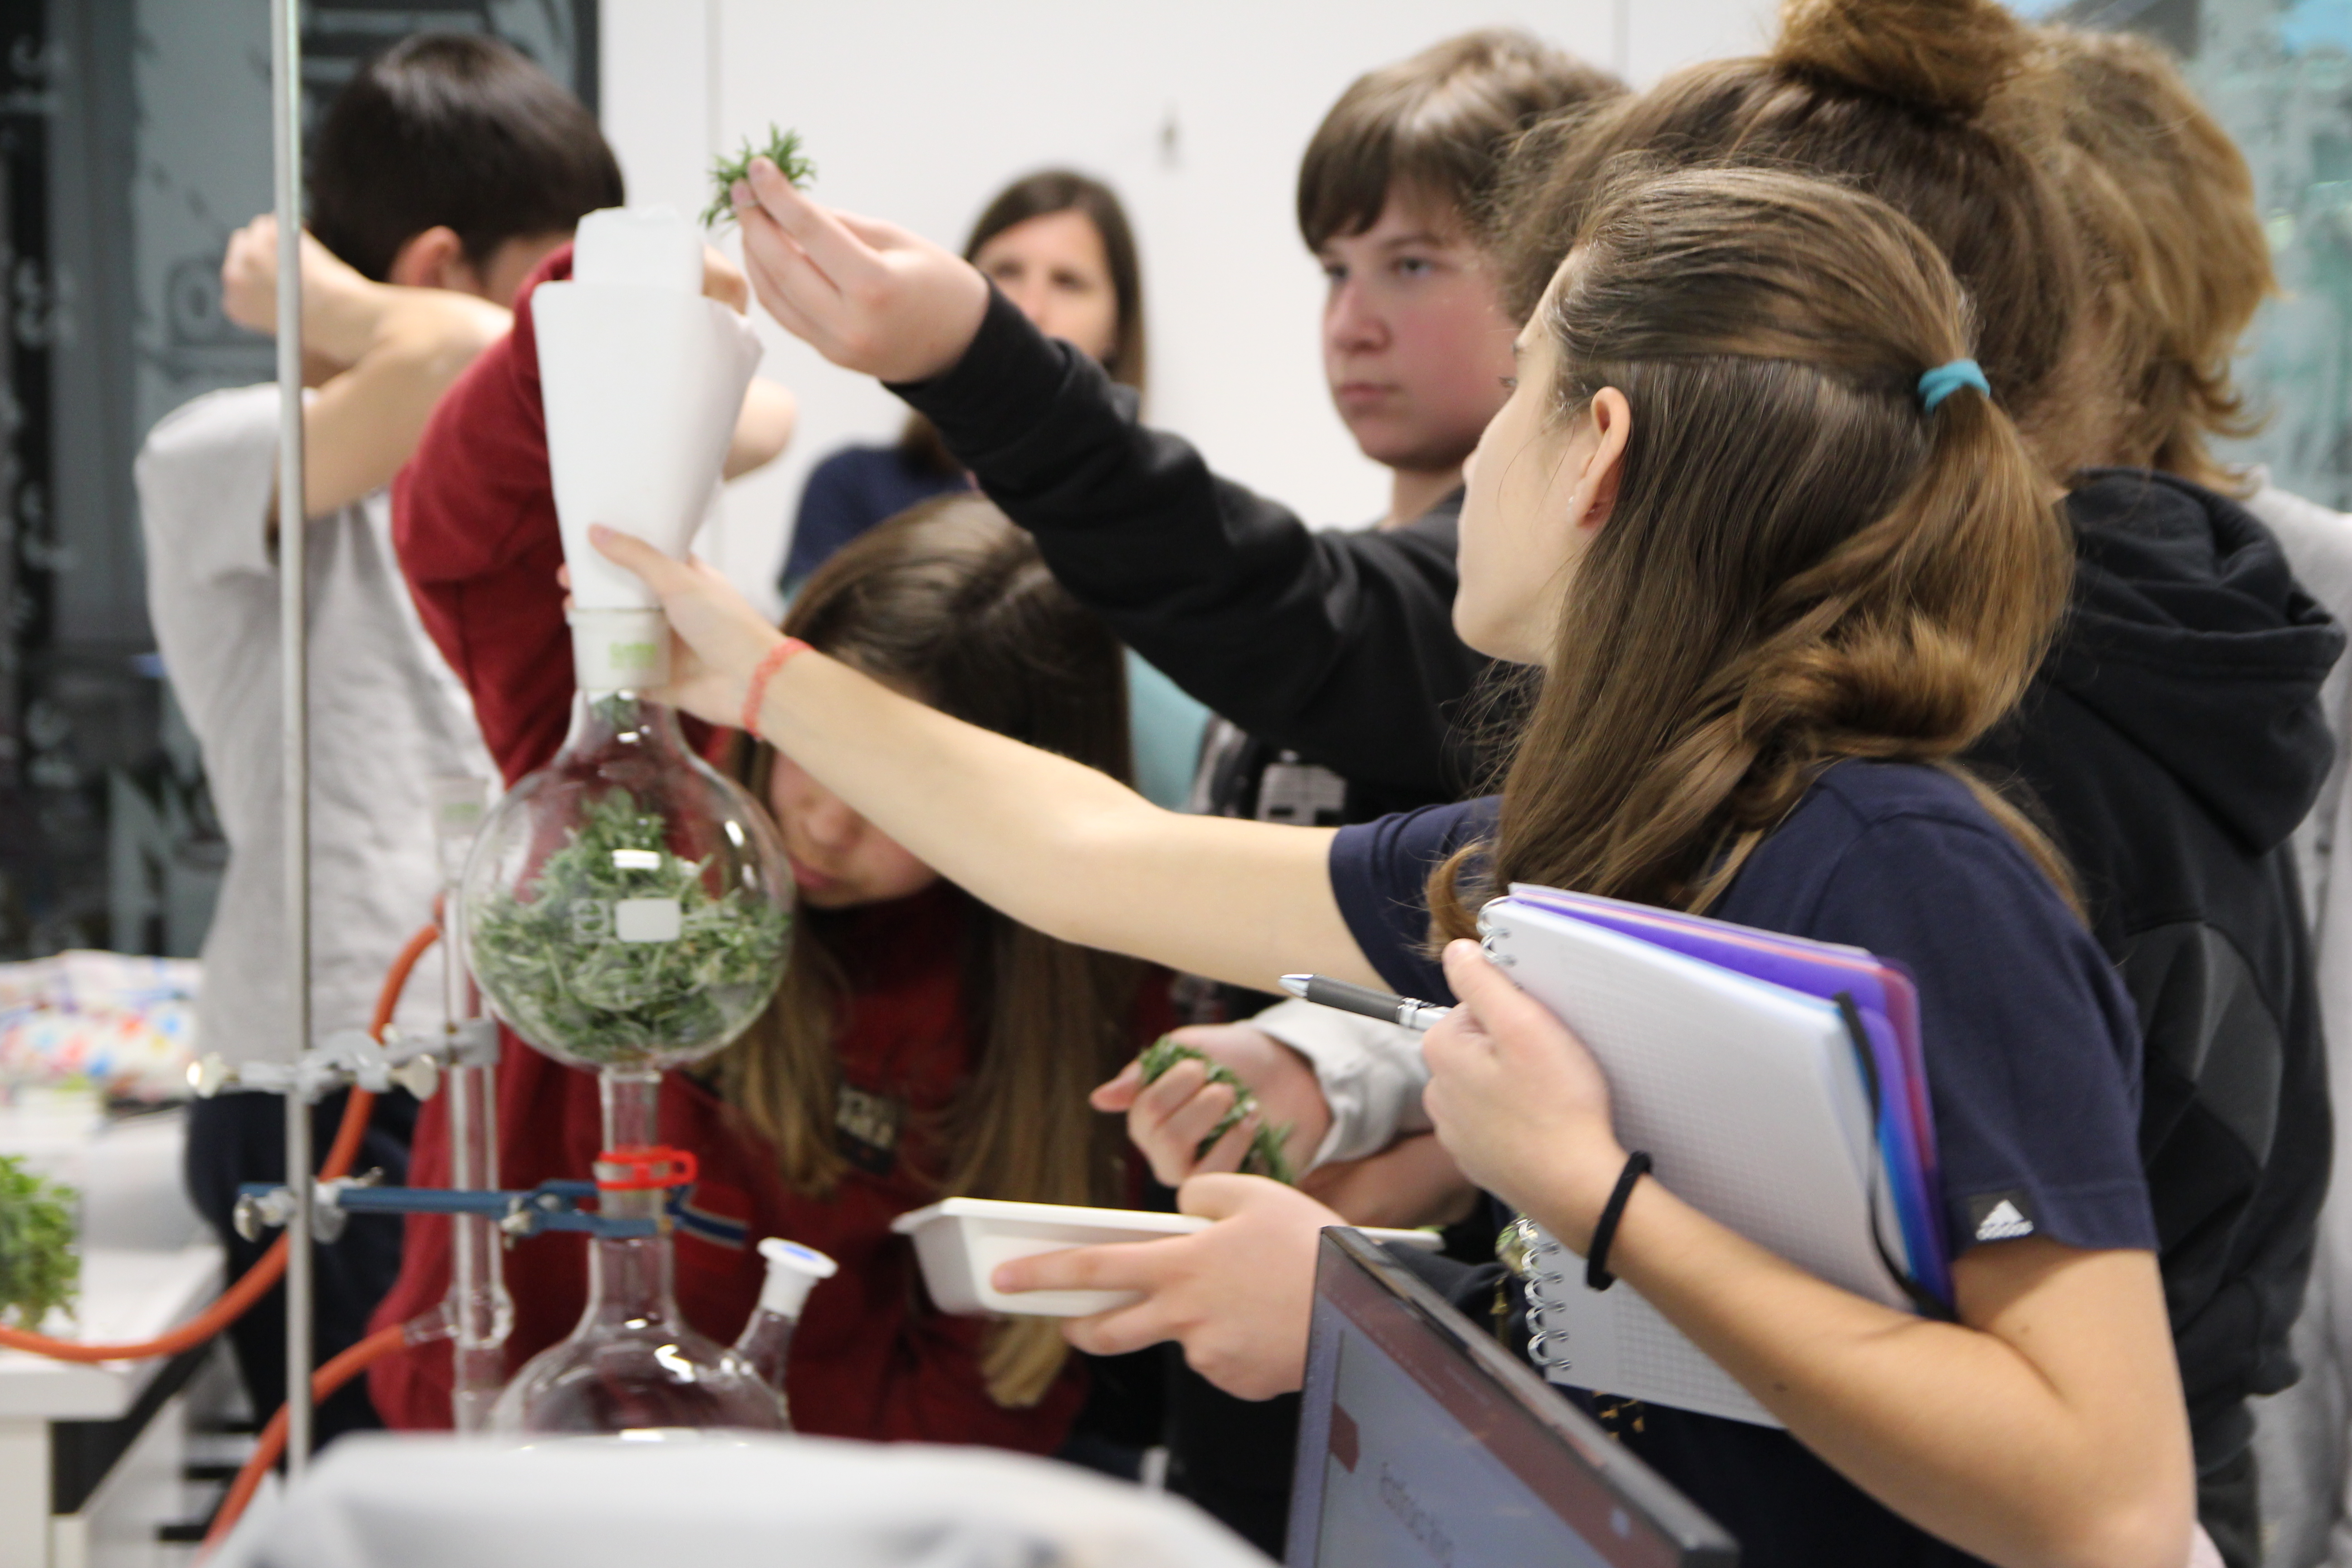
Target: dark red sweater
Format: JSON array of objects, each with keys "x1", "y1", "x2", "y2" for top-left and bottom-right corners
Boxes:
[
  {"x1": 378, "y1": 248, "x2": 1151, "y2": 1447},
  {"x1": 367, "y1": 885, "x2": 1100, "y2": 1448}
]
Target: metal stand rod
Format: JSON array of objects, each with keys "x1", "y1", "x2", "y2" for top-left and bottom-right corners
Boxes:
[{"x1": 270, "y1": 0, "x2": 314, "y2": 1478}]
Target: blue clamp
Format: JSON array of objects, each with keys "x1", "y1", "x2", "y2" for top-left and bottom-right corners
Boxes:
[{"x1": 233, "y1": 1177, "x2": 669, "y2": 1241}]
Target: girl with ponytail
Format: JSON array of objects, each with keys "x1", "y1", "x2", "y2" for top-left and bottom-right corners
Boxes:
[
  {"x1": 1491, "y1": 7, "x2": 2335, "y2": 1558},
  {"x1": 603, "y1": 157, "x2": 2193, "y2": 1568}
]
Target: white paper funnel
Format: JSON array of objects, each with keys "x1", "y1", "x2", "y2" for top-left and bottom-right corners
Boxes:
[{"x1": 535, "y1": 206, "x2": 762, "y2": 690}]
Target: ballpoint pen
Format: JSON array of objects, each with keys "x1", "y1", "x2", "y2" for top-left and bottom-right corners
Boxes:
[{"x1": 1279, "y1": 973, "x2": 1452, "y2": 1032}]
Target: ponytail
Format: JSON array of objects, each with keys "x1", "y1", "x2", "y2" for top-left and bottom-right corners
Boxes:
[
  {"x1": 1771, "y1": 0, "x2": 2028, "y2": 117},
  {"x1": 1488, "y1": 0, "x2": 2094, "y2": 475}
]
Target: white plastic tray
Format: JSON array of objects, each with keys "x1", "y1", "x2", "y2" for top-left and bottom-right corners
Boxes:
[{"x1": 891, "y1": 1196, "x2": 1444, "y2": 1318}]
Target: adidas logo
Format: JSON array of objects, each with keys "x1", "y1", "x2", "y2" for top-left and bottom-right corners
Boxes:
[{"x1": 1974, "y1": 1200, "x2": 2034, "y2": 1242}]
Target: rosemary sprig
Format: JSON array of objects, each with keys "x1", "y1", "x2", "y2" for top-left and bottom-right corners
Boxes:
[
  {"x1": 0, "y1": 1154, "x2": 77, "y2": 1328},
  {"x1": 468, "y1": 787, "x2": 789, "y2": 1068},
  {"x1": 703, "y1": 125, "x2": 815, "y2": 227},
  {"x1": 1137, "y1": 1036, "x2": 1297, "y2": 1185}
]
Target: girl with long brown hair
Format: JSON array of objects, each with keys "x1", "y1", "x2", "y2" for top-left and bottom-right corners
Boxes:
[
  {"x1": 720, "y1": 494, "x2": 1156, "y2": 1416},
  {"x1": 603, "y1": 160, "x2": 2194, "y2": 1566},
  {"x1": 371, "y1": 494, "x2": 1164, "y2": 1446}
]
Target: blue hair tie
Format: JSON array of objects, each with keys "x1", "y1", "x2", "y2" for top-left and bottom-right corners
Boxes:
[{"x1": 1917, "y1": 358, "x2": 1990, "y2": 413}]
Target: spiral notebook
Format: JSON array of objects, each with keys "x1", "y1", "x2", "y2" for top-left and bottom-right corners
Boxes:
[
  {"x1": 1479, "y1": 889, "x2": 1945, "y2": 1427},
  {"x1": 1502, "y1": 883, "x2": 1950, "y2": 1303}
]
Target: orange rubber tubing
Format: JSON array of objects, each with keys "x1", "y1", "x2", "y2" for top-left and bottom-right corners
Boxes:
[
  {"x1": 200, "y1": 1318, "x2": 419, "y2": 1555},
  {"x1": 0, "y1": 921, "x2": 441, "y2": 1362}
]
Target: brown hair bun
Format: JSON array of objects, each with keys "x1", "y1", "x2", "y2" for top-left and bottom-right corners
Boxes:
[{"x1": 1772, "y1": 0, "x2": 2031, "y2": 118}]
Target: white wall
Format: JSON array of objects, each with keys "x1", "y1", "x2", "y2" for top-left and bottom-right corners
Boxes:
[{"x1": 602, "y1": 0, "x2": 1774, "y2": 618}]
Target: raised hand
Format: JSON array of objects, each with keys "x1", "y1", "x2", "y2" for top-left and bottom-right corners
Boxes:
[
  {"x1": 728, "y1": 156, "x2": 990, "y2": 383},
  {"x1": 220, "y1": 215, "x2": 375, "y2": 362}
]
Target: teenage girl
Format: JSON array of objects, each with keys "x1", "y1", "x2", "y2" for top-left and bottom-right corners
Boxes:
[
  {"x1": 598, "y1": 162, "x2": 2195, "y2": 1568},
  {"x1": 375, "y1": 480, "x2": 1164, "y2": 1447}
]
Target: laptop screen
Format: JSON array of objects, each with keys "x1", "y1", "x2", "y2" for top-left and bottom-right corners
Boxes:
[{"x1": 1285, "y1": 1228, "x2": 1736, "y2": 1568}]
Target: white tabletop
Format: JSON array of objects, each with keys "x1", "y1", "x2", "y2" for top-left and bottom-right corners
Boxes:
[{"x1": 0, "y1": 1245, "x2": 224, "y2": 1421}]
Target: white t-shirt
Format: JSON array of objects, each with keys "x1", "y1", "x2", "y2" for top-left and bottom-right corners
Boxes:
[
  {"x1": 2239, "y1": 479, "x2": 2352, "y2": 1567},
  {"x1": 2246, "y1": 481, "x2": 2352, "y2": 919},
  {"x1": 135, "y1": 384, "x2": 493, "y2": 1063}
]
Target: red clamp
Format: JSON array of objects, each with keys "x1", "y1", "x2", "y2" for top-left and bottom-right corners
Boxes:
[{"x1": 593, "y1": 1144, "x2": 700, "y2": 1191}]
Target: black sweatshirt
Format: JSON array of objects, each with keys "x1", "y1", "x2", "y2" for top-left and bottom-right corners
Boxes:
[
  {"x1": 1974, "y1": 470, "x2": 2340, "y2": 1479},
  {"x1": 894, "y1": 285, "x2": 1491, "y2": 809}
]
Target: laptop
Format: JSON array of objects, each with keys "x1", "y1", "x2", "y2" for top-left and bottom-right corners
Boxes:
[{"x1": 1286, "y1": 1228, "x2": 1738, "y2": 1567}]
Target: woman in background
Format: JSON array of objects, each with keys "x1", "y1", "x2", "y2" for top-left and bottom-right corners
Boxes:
[
  {"x1": 779, "y1": 169, "x2": 1146, "y2": 591},
  {"x1": 785, "y1": 168, "x2": 1203, "y2": 809}
]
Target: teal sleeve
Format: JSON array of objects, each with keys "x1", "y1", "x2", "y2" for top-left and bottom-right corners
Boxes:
[{"x1": 1124, "y1": 649, "x2": 1211, "y2": 810}]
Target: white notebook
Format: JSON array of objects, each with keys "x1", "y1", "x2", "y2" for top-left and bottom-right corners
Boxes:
[{"x1": 1480, "y1": 897, "x2": 1911, "y2": 1427}]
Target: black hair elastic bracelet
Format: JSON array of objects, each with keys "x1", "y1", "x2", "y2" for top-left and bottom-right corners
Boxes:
[{"x1": 1585, "y1": 1150, "x2": 1653, "y2": 1293}]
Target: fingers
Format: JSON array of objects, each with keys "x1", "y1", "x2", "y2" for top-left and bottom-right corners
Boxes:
[
  {"x1": 830, "y1": 208, "x2": 927, "y2": 251},
  {"x1": 1438, "y1": 937, "x2": 1510, "y2": 1005},
  {"x1": 1191, "y1": 1111, "x2": 1256, "y2": 1177},
  {"x1": 699, "y1": 245, "x2": 750, "y2": 314},
  {"x1": 1141, "y1": 1060, "x2": 1237, "y2": 1146},
  {"x1": 1090, "y1": 1060, "x2": 1142, "y2": 1112},
  {"x1": 1062, "y1": 1297, "x2": 1182, "y2": 1359},
  {"x1": 586, "y1": 524, "x2": 695, "y2": 593},
  {"x1": 744, "y1": 156, "x2": 886, "y2": 289},
  {"x1": 1132, "y1": 1060, "x2": 1260, "y2": 1185},
  {"x1": 736, "y1": 203, "x2": 841, "y2": 348},
  {"x1": 1437, "y1": 938, "x2": 1583, "y2": 1069},
  {"x1": 990, "y1": 1237, "x2": 1176, "y2": 1297}
]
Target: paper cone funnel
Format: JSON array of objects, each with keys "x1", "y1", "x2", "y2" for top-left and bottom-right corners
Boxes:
[{"x1": 536, "y1": 282, "x2": 763, "y2": 616}]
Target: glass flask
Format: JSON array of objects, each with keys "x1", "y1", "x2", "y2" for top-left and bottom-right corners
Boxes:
[
  {"x1": 460, "y1": 688, "x2": 791, "y2": 1077},
  {"x1": 464, "y1": 686, "x2": 796, "y2": 1436},
  {"x1": 731, "y1": 1238, "x2": 839, "y2": 1429},
  {"x1": 489, "y1": 1143, "x2": 787, "y2": 1436}
]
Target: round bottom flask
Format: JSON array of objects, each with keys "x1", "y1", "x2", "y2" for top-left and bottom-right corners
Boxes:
[{"x1": 490, "y1": 1146, "x2": 785, "y2": 1436}]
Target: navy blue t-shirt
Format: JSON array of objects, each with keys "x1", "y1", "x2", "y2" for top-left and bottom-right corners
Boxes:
[
  {"x1": 1330, "y1": 760, "x2": 2156, "y2": 1567},
  {"x1": 780, "y1": 442, "x2": 969, "y2": 588}
]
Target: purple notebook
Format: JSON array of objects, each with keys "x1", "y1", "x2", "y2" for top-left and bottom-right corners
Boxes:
[{"x1": 1495, "y1": 885, "x2": 1950, "y2": 1304}]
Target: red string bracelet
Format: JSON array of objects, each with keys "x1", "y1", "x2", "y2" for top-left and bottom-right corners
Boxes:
[{"x1": 741, "y1": 637, "x2": 811, "y2": 740}]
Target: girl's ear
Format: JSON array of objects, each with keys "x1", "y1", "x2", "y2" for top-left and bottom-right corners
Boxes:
[{"x1": 1576, "y1": 387, "x2": 1632, "y2": 534}]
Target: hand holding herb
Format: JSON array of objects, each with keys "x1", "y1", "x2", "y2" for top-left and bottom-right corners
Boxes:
[
  {"x1": 704, "y1": 126, "x2": 814, "y2": 228},
  {"x1": 0, "y1": 1155, "x2": 77, "y2": 1329},
  {"x1": 1137, "y1": 1036, "x2": 1297, "y2": 1185}
]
